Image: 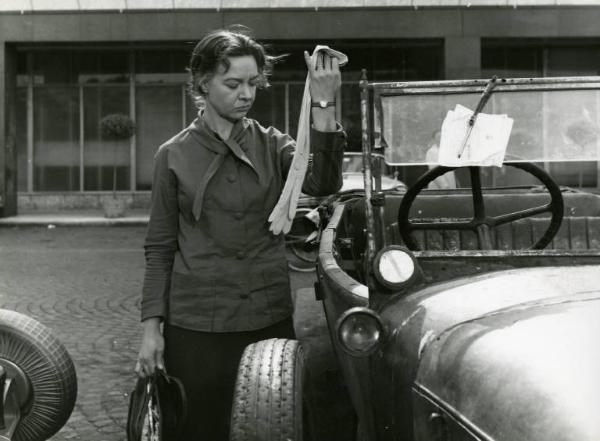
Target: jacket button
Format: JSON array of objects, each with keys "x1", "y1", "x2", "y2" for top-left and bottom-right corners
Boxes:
[
  {"x1": 227, "y1": 174, "x2": 236, "y2": 183},
  {"x1": 234, "y1": 212, "x2": 244, "y2": 220},
  {"x1": 236, "y1": 251, "x2": 245, "y2": 259},
  {"x1": 239, "y1": 293, "x2": 249, "y2": 299}
]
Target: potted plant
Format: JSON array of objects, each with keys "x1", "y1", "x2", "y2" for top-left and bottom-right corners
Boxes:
[{"x1": 100, "y1": 113, "x2": 135, "y2": 218}]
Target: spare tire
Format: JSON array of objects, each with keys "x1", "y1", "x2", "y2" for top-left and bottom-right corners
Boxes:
[
  {"x1": 230, "y1": 338, "x2": 304, "y2": 441},
  {"x1": 0, "y1": 309, "x2": 77, "y2": 441}
]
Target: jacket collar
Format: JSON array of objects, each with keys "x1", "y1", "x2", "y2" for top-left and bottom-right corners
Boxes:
[
  {"x1": 189, "y1": 112, "x2": 257, "y2": 175},
  {"x1": 190, "y1": 112, "x2": 250, "y2": 154}
]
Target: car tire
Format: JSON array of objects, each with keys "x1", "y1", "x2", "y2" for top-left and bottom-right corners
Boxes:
[
  {"x1": 0, "y1": 309, "x2": 77, "y2": 441},
  {"x1": 230, "y1": 338, "x2": 304, "y2": 441}
]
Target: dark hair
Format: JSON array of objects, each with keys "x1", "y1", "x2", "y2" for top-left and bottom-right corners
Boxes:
[{"x1": 187, "y1": 25, "x2": 283, "y2": 108}]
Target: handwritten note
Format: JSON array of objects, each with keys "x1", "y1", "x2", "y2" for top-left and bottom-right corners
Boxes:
[{"x1": 437, "y1": 104, "x2": 514, "y2": 167}]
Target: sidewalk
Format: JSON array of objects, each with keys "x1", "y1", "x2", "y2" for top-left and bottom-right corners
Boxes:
[
  {"x1": 0, "y1": 209, "x2": 150, "y2": 227},
  {"x1": 0, "y1": 225, "x2": 147, "y2": 441},
  {"x1": 0, "y1": 224, "x2": 333, "y2": 441}
]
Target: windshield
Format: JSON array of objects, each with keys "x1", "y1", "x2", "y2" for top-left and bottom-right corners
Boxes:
[
  {"x1": 342, "y1": 153, "x2": 396, "y2": 177},
  {"x1": 375, "y1": 79, "x2": 600, "y2": 166}
]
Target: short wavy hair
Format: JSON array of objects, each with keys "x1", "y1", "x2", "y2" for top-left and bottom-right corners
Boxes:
[{"x1": 187, "y1": 25, "x2": 284, "y2": 109}]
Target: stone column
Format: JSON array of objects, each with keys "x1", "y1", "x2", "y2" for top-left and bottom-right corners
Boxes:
[{"x1": 0, "y1": 42, "x2": 17, "y2": 217}]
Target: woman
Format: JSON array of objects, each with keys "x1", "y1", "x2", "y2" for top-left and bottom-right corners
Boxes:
[{"x1": 136, "y1": 27, "x2": 345, "y2": 440}]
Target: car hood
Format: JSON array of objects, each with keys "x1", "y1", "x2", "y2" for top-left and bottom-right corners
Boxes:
[
  {"x1": 382, "y1": 265, "x2": 600, "y2": 351},
  {"x1": 378, "y1": 265, "x2": 600, "y2": 441},
  {"x1": 414, "y1": 294, "x2": 600, "y2": 441}
]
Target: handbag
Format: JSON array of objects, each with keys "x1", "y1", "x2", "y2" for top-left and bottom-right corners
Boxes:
[{"x1": 127, "y1": 370, "x2": 187, "y2": 441}]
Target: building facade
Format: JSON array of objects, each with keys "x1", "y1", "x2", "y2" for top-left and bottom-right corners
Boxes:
[{"x1": 2, "y1": 1, "x2": 600, "y2": 215}]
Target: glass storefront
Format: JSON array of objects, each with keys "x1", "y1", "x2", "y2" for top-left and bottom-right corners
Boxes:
[
  {"x1": 33, "y1": 86, "x2": 79, "y2": 191},
  {"x1": 15, "y1": 88, "x2": 28, "y2": 191},
  {"x1": 83, "y1": 86, "x2": 130, "y2": 191},
  {"x1": 15, "y1": 41, "x2": 443, "y2": 193},
  {"x1": 136, "y1": 86, "x2": 183, "y2": 190}
]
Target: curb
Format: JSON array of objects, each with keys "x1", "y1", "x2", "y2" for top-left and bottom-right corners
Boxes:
[{"x1": 0, "y1": 216, "x2": 149, "y2": 227}]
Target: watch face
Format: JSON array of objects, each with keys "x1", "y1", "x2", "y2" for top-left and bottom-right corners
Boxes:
[{"x1": 312, "y1": 100, "x2": 334, "y2": 108}]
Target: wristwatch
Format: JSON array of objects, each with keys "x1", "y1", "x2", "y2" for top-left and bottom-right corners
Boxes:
[{"x1": 311, "y1": 100, "x2": 336, "y2": 109}]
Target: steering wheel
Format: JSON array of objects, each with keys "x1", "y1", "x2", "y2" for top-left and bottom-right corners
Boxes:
[{"x1": 397, "y1": 163, "x2": 564, "y2": 250}]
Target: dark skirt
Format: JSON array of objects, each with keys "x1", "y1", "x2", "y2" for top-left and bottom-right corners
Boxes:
[{"x1": 164, "y1": 317, "x2": 296, "y2": 441}]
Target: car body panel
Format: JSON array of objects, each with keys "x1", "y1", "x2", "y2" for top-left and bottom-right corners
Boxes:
[
  {"x1": 413, "y1": 294, "x2": 600, "y2": 441},
  {"x1": 373, "y1": 265, "x2": 600, "y2": 440}
]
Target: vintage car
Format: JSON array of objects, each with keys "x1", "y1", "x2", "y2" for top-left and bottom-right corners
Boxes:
[
  {"x1": 0, "y1": 309, "x2": 77, "y2": 441},
  {"x1": 288, "y1": 152, "x2": 405, "y2": 272},
  {"x1": 230, "y1": 75, "x2": 600, "y2": 441}
]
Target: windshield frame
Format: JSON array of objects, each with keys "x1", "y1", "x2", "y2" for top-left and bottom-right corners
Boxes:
[{"x1": 370, "y1": 76, "x2": 600, "y2": 166}]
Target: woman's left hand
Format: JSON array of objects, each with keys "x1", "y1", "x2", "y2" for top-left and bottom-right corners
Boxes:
[{"x1": 304, "y1": 51, "x2": 342, "y2": 103}]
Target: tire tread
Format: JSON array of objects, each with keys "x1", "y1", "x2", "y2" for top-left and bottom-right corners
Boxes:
[
  {"x1": 230, "y1": 338, "x2": 303, "y2": 441},
  {"x1": 0, "y1": 309, "x2": 77, "y2": 441}
]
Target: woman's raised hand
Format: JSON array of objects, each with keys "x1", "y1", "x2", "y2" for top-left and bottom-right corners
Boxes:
[{"x1": 304, "y1": 50, "x2": 342, "y2": 104}]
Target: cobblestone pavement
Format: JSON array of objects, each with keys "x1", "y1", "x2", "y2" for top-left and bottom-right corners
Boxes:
[{"x1": 0, "y1": 226, "x2": 316, "y2": 441}]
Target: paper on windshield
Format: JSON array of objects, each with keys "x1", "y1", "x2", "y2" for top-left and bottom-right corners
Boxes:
[{"x1": 437, "y1": 104, "x2": 514, "y2": 167}]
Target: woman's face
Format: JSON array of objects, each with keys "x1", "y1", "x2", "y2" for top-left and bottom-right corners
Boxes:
[{"x1": 203, "y1": 55, "x2": 259, "y2": 122}]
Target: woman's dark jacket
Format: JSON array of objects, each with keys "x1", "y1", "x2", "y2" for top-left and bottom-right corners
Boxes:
[{"x1": 141, "y1": 116, "x2": 345, "y2": 332}]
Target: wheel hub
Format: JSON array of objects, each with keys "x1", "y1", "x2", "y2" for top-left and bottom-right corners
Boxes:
[{"x1": 0, "y1": 358, "x2": 33, "y2": 410}]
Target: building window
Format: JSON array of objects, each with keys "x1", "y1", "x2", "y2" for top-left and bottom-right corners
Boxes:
[
  {"x1": 136, "y1": 86, "x2": 183, "y2": 190},
  {"x1": 247, "y1": 83, "x2": 287, "y2": 135},
  {"x1": 32, "y1": 49, "x2": 129, "y2": 85},
  {"x1": 33, "y1": 87, "x2": 80, "y2": 191},
  {"x1": 481, "y1": 45, "x2": 543, "y2": 79},
  {"x1": 258, "y1": 40, "x2": 444, "y2": 150},
  {"x1": 15, "y1": 40, "x2": 443, "y2": 194},
  {"x1": 16, "y1": 88, "x2": 27, "y2": 191},
  {"x1": 83, "y1": 86, "x2": 130, "y2": 191},
  {"x1": 135, "y1": 49, "x2": 189, "y2": 85}
]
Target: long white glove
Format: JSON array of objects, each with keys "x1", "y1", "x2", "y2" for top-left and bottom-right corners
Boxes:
[{"x1": 268, "y1": 45, "x2": 348, "y2": 235}]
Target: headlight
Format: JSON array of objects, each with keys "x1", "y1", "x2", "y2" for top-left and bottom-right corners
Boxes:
[
  {"x1": 336, "y1": 307, "x2": 385, "y2": 357},
  {"x1": 373, "y1": 245, "x2": 420, "y2": 291}
]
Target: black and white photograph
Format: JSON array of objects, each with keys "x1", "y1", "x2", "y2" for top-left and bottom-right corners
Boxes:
[{"x1": 1, "y1": 1, "x2": 600, "y2": 440}]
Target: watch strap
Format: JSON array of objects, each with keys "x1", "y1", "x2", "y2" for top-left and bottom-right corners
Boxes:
[{"x1": 311, "y1": 101, "x2": 336, "y2": 108}]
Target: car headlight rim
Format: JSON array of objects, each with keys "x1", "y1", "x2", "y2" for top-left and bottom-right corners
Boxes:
[
  {"x1": 373, "y1": 245, "x2": 420, "y2": 292},
  {"x1": 336, "y1": 307, "x2": 386, "y2": 358}
]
